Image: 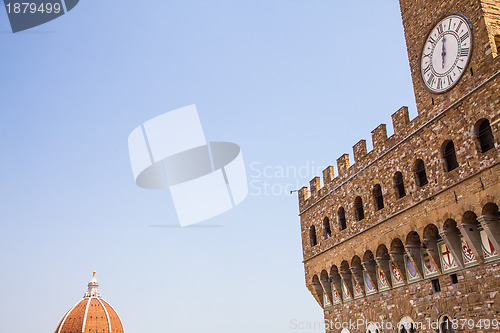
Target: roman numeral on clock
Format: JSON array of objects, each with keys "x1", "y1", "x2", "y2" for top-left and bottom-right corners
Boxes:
[
  {"x1": 447, "y1": 75, "x2": 454, "y2": 85},
  {"x1": 429, "y1": 36, "x2": 437, "y2": 46},
  {"x1": 437, "y1": 23, "x2": 444, "y2": 34},
  {"x1": 460, "y1": 31, "x2": 469, "y2": 43},
  {"x1": 427, "y1": 74, "x2": 435, "y2": 86},
  {"x1": 460, "y1": 48, "x2": 469, "y2": 57},
  {"x1": 423, "y1": 65, "x2": 431, "y2": 74},
  {"x1": 437, "y1": 78, "x2": 443, "y2": 90},
  {"x1": 455, "y1": 21, "x2": 463, "y2": 33}
]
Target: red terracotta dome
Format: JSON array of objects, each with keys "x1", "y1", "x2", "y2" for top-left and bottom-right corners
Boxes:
[{"x1": 55, "y1": 272, "x2": 124, "y2": 333}]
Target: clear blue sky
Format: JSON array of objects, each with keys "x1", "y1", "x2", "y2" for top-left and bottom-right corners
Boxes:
[{"x1": 0, "y1": 1, "x2": 417, "y2": 332}]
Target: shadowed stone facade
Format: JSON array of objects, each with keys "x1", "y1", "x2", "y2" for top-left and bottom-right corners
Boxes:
[{"x1": 297, "y1": 1, "x2": 500, "y2": 332}]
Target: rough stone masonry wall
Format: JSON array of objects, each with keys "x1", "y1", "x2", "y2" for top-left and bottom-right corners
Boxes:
[
  {"x1": 297, "y1": 0, "x2": 500, "y2": 331},
  {"x1": 480, "y1": 0, "x2": 500, "y2": 57},
  {"x1": 298, "y1": 78, "x2": 499, "y2": 260},
  {"x1": 298, "y1": 81, "x2": 500, "y2": 332}
]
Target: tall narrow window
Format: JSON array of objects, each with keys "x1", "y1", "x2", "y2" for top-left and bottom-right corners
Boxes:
[
  {"x1": 414, "y1": 159, "x2": 428, "y2": 188},
  {"x1": 323, "y1": 217, "x2": 332, "y2": 239},
  {"x1": 495, "y1": 34, "x2": 500, "y2": 55},
  {"x1": 354, "y1": 196, "x2": 364, "y2": 221},
  {"x1": 309, "y1": 226, "x2": 317, "y2": 247},
  {"x1": 443, "y1": 141, "x2": 459, "y2": 171},
  {"x1": 477, "y1": 119, "x2": 494, "y2": 153},
  {"x1": 338, "y1": 207, "x2": 346, "y2": 231},
  {"x1": 394, "y1": 171, "x2": 406, "y2": 199},
  {"x1": 373, "y1": 184, "x2": 384, "y2": 211}
]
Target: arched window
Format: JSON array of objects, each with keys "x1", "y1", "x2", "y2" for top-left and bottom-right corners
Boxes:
[
  {"x1": 477, "y1": 119, "x2": 495, "y2": 153},
  {"x1": 309, "y1": 226, "x2": 317, "y2": 247},
  {"x1": 399, "y1": 316, "x2": 417, "y2": 333},
  {"x1": 323, "y1": 217, "x2": 332, "y2": 239},
  {"x1": 414, "y1": 159, "x2": 428, "y2": 188},
  {"x1": 366, "y1": 322, "x2": 380, "y2": 333},
  {"x1": 439, "y1": 315, "x2": 454, "y2": 333},
  {"x1": 354, "y1": 196, "x2": 364, "y2": 221},
  {"x1": 338, "y1": 207, "x2": 347, "y2": 231},
  {"x1": 443, "y1": 141, "x2": 459, "y2": 171},
  {"x1": 394, "y1": 171, "x2": 406, "y2": 199},
  {"x1": 373, "y1": 184, "x2": 384, "y2": 211}
]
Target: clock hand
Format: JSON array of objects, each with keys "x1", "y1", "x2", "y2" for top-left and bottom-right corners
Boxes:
[{"x1": 441, "y1": 35, "x2": 446, "y2": 69}]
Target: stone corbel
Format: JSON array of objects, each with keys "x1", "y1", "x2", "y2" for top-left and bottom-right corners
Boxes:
[
  {"x1": 375, "y1": 256, "x2": 393, "y2": 288},
  {"x1": 422, "y1": 238, "x2": 443, "y2": 274},
  {"x1": 405, "y1": 243, "x2": 425, "y2": 279},
  {"x1": 477, "y1": 215, "x2": 500, "y2": 253},
  {"x1": 389, "y1": 251, "x2": 408, "y2": 284},
  {"x1": 362, "y1": 259, "x2": 379, "y2": 291},
  {"x1": 439, "y1": 228, "x2": 465, "y2": 269},
  {"x1": 457, "y1": 222, "x2": 485, "y2": 264}
]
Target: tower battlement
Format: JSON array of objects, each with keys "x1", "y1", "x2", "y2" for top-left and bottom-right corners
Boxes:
[{"x1": 299, "y1": 105, "x2": 417, "y2": 208}]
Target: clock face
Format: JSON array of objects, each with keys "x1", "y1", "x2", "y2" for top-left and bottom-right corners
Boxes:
[{"x1": 420, "y1": 14, "x2": 473, "y2": 94}]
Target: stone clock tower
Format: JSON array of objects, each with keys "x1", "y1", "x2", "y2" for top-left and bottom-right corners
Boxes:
[
  {"x1": 297, "y1": 0, "x2": 499, "y2": 332},
  {"x1": 399, "y1": 0, "x2": 500, "y2": 115}
]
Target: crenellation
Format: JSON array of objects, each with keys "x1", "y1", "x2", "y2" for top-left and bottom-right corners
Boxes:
[
  {"x1": 298, "y1": 186, "x2": 310, "y2": 204},
  {"x1": 309, "y1": 177, "x2": 321, "y2": 194},
  {"x1": 352, "y1": 140, "x2": 367, "y2": 163},
  {"x1": 336, "y1": 153, "x2": 350, "y2": 177},
  {"x1": 322, "y1": 166, "x2": 335, "y2": 184},
  {"x1": 371, "y1": 124, "x2": 388, "y2": 152},
  {"x1": 391, "y1": 106, "x2": 411, "y2": 136}
]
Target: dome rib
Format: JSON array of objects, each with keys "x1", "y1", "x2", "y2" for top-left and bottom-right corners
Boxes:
[
  {"x1": 80, "y1": 297, "x2": 92, "y2": 333},
  {"x1": 97, "y1": 297, "x2": 113, "y2": 332},
  {"x1": 56, "y1": 299, "x2": 86, "y2": 333}
]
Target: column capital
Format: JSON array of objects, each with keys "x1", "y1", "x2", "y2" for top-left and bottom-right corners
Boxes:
[{"x1": 477, "y1": 215, "x2": 498, "y2": 225}]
